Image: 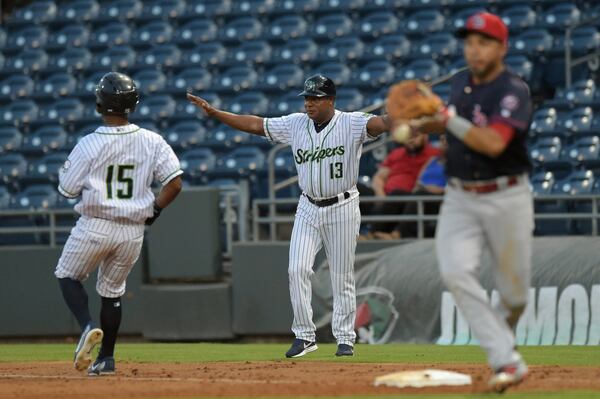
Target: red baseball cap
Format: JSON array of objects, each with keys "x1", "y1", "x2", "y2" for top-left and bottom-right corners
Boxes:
[{"x1": 456, "y1": 12, "x2": 508, "y2": 45}]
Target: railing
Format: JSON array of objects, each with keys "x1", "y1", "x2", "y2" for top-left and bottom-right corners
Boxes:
[
  {"x1": 565, "y1": 14, "x2": 600, "y2": 88},
  {"x1": 253, "y1": 194, "x2": 600, "y2": 241}
]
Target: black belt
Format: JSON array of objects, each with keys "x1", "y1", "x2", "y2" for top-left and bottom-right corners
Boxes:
[{"x1": 305, "y1": 192, "x2": 350, "y2": 207}]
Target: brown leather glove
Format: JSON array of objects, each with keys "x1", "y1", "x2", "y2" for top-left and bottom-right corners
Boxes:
[{"x1": 386, "y1": 80, "x2": 443, "y2": 121}]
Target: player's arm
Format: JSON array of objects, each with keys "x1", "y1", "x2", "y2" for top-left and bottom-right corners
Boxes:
[
  {"x1": 58, "y1": 143, "x2": 91, "y2": 198},
  {"x1": 147, "y1": 140, "x2": 185, "y2": 226},
  {"x1": 371, "y1": 167, "x2": 390, "y2": 197},
  {"x1": 186, "y1": 93, "x2": 265, "y2": 136},
  {"x1": 366, "y1": 114, "x2": 391, "y2": 137}
]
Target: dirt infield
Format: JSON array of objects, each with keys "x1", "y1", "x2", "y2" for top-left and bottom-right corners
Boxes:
[{"x1": 0, "y1": 361, "x2": 599, "y2": 398}]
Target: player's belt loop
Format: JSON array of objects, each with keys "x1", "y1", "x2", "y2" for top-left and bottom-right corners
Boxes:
[{"x1": 305, "y1": 192, "x2": 350, "y2": 207}]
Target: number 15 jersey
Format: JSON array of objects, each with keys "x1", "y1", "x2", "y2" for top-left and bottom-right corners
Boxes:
[
  {"x1": 264, "y1": 110, "x2": 375, "y2": 199},
  {"x1": 58, "y1": 124, "x2": 183, "y2": 223}
]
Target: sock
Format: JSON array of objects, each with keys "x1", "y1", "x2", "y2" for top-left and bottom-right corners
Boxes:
[
  {"x1": 98, "y1": 296, "x2": 122, "y2": 359},
  {"x1": 57, "y1": 278, "x2": 92, "y2": 331}
]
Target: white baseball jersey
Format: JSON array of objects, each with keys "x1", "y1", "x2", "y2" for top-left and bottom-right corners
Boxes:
[
  {"x1": 264, "y1": 110, "x2": 375, "y2": 199},
  {"x1": 58, "y1": 123, "x2": 183, "y2": 224}
]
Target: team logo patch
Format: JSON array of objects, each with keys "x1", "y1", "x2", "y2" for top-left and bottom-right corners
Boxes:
[
  {"x1": 305, "y1": 80, "x2": 317, "y2": 92},
  {"x1": 501, "y1": 94, "x2": 519, "y2": 111},
  {"x1": 61, "y1": 160, "x2": 71, "y2": 172},
  {"x1": 470, "y1": 15, "x2": 486, "y2": 29}
]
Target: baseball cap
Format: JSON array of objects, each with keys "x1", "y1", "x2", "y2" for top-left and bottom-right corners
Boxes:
[{"x1": 455, "y1": 12, "x2": 508, "y2": 45}]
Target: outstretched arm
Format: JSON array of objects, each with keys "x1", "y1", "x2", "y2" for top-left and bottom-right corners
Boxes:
[
  {"x1": 366, "y1": 114, "x2": 391, "y2": 137},
  {"x1": 186, "y1": 93, "x2": 265, "y2": 136}
]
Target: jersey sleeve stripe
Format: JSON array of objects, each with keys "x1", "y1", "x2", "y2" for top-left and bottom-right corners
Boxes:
[
  {"x1": 264, "y1": 119, "x2": 274, "y2": 142},
  {"x1": 160, "y1": 169, "x2": 183, "y2": 185},
  {"x1": 58, "y1": 184, "x2": 79, "y2": 198}
]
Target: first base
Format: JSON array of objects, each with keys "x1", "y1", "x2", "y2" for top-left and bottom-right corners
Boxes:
[{"x1": 374, "y1": 369, "x2": 472, "y2": 388}]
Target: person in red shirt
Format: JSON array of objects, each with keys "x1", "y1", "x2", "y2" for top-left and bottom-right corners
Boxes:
[{"x1": 360, "y1": 134, "x2": 440, "y2": 238}]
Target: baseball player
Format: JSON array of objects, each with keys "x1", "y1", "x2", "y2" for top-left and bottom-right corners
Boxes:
[
  {"x1": 389, "y1": 12, "x2": 533, "y2": 392},
  {"x1": 55, "y1": 72, "x2": 183, "y2": 375},
  {"x1": 187, "y1": 75, "x2": 390, "y2": 357}
]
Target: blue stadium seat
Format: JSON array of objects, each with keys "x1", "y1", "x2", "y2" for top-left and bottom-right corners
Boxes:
[
  {"x1": 320, "y1": 36, "x2": 365, "y2": 62},
  {"x1": 93, "y1": 45, "x2": 137, "y2": 71},
  {"x1": 47, "y1": 48, "x2": 92, "y2": 74},
  {"x1": 358, "y1": 11, "x2": 399, "y2": 39},
  {"x1": 335, "y1": 88, "x2": 364, "y2": 112},
  {"x1": 214, "y1": 66, "x2": 258, "y2": 92},
  {"x1": 568, "y1": 27, "x2": 600, "y2": 55},
  {"x1": 363, "y1": 0, "x2": 410, "y2": 10},
  {"x1": 132, "y1": 21, "x2": 173, "y2": 47},
  {"x1": 366, "y1": 34, "x2": 411, "y2": 61},
  {"x1": 55, "y1": 0, "x2": 100, "y2": 23},
  {"x1": 319, "y1": 0, "x2": 365, "y2": 12},
  {"x1": 566, "y1": 136, "x2": 600, "y2": 168},
  {"x1": 1, "y1": 100, "x2": 39, "y2": 126},
  {"x1": 46, "y1": 25, "x2": 90, "y2": 51},
  {"x1": 166, "y1": 121, "x2": 206, "y2": 150},
  {"x1": 21, "y1": 125, "x2": 69, "y2": 155},
  {"x1": 184, "y1": 0, "x2": 232, "y2": 18},
  {"x1": 267, "y1": 93, "x2": 305, "y2": 116},
  {"x1": 563, "y1": 107, "x2": 594, "y2": 135},
  {"x1": 448, "y1": 7, "x2": 487, "y2": 31},
  {"x1": 133, "y1": 69, "x2": 167, "y2": 94},
  {"x1": 444, "y1": 58, "x2": 467, "y2": 75},
  {"x1": 530, "y1": 136, "x2": 563, "y2": 165},
  {"x1": 0, "y1": 75, "x2": 34, "y2": 100},
  {"x1": 174, "y1": 19, "x2": 218, "y2": 46},
  {"x1": 409, "y1": 0, "x2": 455, "y2": 8},
  {"x1": 138, "y1": 0, "x2": 186, "y2": 20},
  {"x1": 313, "y1": 14, "x2": 354, "y2": 41},
  {"x1": 272, "y1": 0, "x2": 320, "y2": 14},
  {"x1": 35, "y1": 73, "x2": 77, "y2": 100},
  {"x1": 231, "y1": 0, "x2": 275, "y2": 15},
  {"x1": 133, "y1": 45, "x2": 180, "y2": 70},
  {"x1": 136, "y1": 95, "x2": 176, "y2": 120},
  {"x1": 9, "y1": 1, "x2": 57, "y2": 26},
  {"x1": 555, "y1": 170, "x2": 594, "y2": 196},
  {"x1": 38, "y1": 99, "x2": 85, "y2": 125},
  {"x1": 530, "y1": 107, "x2": 559, "y2": 136},
  {"x1": 505, "y1": 55, "x2": 533, "y2": 81},
  {"x1": 511, "y1": 29, "x2": 553, "y2": 55},
  {"x1": 11, "y1": 184, "x2": 58, "y2": 210},
  {"x1": 216, "y1": 147, "x2": 265, "y2": 177},
  {"x1": 5, "y1": 26, "x2": 48, "y2": 52},
  {"x1": 314, "y1": 62, "x2": 352, "y2": 86},
  {"x1": 530, "y1": 171, "x2": 555, "y2": 195},
  {"x1": 549, "y1": 79, "x2": 596, "y2": 109},
  {"x1": 26, "y1": 152, "x2": 68, "y2": 183},
  {"x1": 404, "y1": 10, "x2": 445, "y2": 35},
  {"x1": 97, "y1": 0, "x2": 143, "y2": 21},
  {"x1": 397, "y1": 59, "x2": 441, "y2": 82},
  {"x1": 205, "y1": 126, "x2": 249, "y2": 149},
  {"x1": 501, "y1": 5, "x2": 537, "y2": 32},
  {"x1": 227, "y1": 41, "x2": 272, "y2": 66},
  {"x1": 181, "y1": 43, "x2": 227, "y2": 68},
  {"x1": 354, "y1": 60, "x2": 396, "y2": 88},
  {"x1": 228, "y1": 92, "x2": 269, "y2": 115},
  {"x1": 534, "y1": 178, "x2": 571, "y2": 236},
  {"x1": 540, "y1": 3, "x2": 581, "y2": 31},
  {"x1": 5, "y1": 49, "x2": 48, "y2": 74},
  {"x1": 0, "y1": 185, "x2": 10, "y2": 209},
  {"x1": 416, "y1": 32, "x2": 458, "y2": 60},
  {"x1": 75, "y1": 71, "x2": 106, "y2": 98},
  {"x1": 273, "y1": 148, "x2": 296, "y2": 176},
  {"x1": 89, "y1": 22, "x2": 131, "y2": 49},
  {"x1": 0, "y1": 127, "x2": 22, "y2": 154},
  {"x1": 265, "y1": 15, "x2": 307, "y2": 42},
  {"x1": 180, "y1": 148, "x2": 217, "y2": 179},
  {"x1": 220, "y1": 17, "x2": 263, "y2": 42},
  {"x1": 0, "y1": 153, "x2": 28, "y2": 185},
  {"x1": 272, "y1": 38, "x2": 318, "y2": 64},
  {"x1": 167, "y1": 68, "x2": 212, "y2": 92}
]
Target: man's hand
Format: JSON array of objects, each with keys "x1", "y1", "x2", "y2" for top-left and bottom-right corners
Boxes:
[{"x1": 186, "y1": 92, "x2": 218, "y2": 117}]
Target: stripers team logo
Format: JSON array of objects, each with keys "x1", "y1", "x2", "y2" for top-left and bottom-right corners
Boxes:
[
  {"x1": 471, "y1": 104, "x2": 488, "y2": 127},
  {"x1": 501, "y1": 94, "x2": 519, "y2": 111},
  {"x1": 355, "y1": 287, "x2": 399, "y2": 344}
]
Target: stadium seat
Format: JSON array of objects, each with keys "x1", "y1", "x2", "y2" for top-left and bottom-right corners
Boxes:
[
  {"x1": 8, "y1": 1, "x2": 57, "y2": 26},
  {"x1": 11, "y1": 184, "x2": 58, "y2": 210},
  {"x1": 272, "y1": 0, "x2": 319, "y2": 14},
  {"x1": 228, "y1": 92, "x2": 269, "y2": 115},
  {"x1": 174, "y1": 19, "x2": 218, "y2": 46},
  {"x1": 167, "y1": 68, "x2": 212, "y2": 92},
  {"x1": 89, "y1": 22, "x2": 131, "y2": 49},
  {"x1": 5, "y1": 49, "x2": 48, "y2": 74},
  {"x1": 46, "y1": 25, "x2": 90, "y2": 51},
  {"x1": 363, "y1": 0, "x2": 410, "y2": 11},
  {"x1": 404, "y1": 10, "x2": 445, "y2": 35},
  {"x1": 231, "y1": 0, "x2": 275, "y2": 15},
  {"x1": 131, "y1": 69, "x2": 166, "y2": 95},
  {"x1": 563, "y1": 107, "x2": 594, "y2": 135},
  {"x1": 530, "y1": 171, "x2": 555, "y2": 195},
  {"x1": 273, "y1": 148, "x2": 296, "y2": 176},
  {"x1": 205, "y1": 126, "x2": 249, "y2": 149},
  {"x1": 501, "y1": 5, "x2": 537, "y2": 32},
  {"x1": 566, "y1": 136, "x2": 600, "y2": 168},
  {"x1": 214, "y1": 66, "x2": 258, "y2": 92},
  {"x1": 534, "y1": 179, "x2": 571, "y2": 236},
  {"x1": 216, "y1": 147, "x2": 266, "y2": 177},
  {"x1": 312, "y1": 14, "x2": 354, "y2": 41},
  {"x1": 358, "y1": 11, "x2": 399, "y2": 39},
  {"x1": 35, "y1": 73, "x2": 77, "y2": 100},
  {"x1": 265, "y1": 15, "x2": 307, "y2": 42},
  {"x1": 267, "y1": 93, "x2": 306, "y2": 116},
  {"x1": 540, "y1": 3, "x2": 581, "y2": 31},
  {"x1": 444, "y1": 58, "x2": 467, "y2": 75},
  {"x1": 272, "y1": 38, "x2": 319, "y2": 64},
  {"x1": 180, "y1": 148, "x2": 217, "y2": 179},
  {"x1": 38, "y1": 99, "x2": 85, "y2": 125},
  {"x1": 320, "y1": 36, "x2": 365, "y2": 62},
  {"x1": 75, "y1": 71, "x2": 107, "y2": 98},
  {"x1": 550, "y1": 79, "x2": 596, "y2": 109},
  {"x1": 138, "y1": 0, "x2": 186, "y2": 20},
  {"x1": 0, "y1": 127, "x2": 22, "y2": 154},
  {"x1": 335, "y1": 88, "x2": 364, "y2": 112},
  {"x1": 448, "y1": 7, "x2": 487, "y2": 31},
  {"x1": 505, "y1": 55, "x2": 533, "y2": 81},
  {"x1": 0, "y1": 185, "x2": 10, "y2": 209},
  {"x1": 511, "y1": 29, "x2": 553, "y2": 55},
  {"x1": 0, "y1": 75, "x2": 34, "y2": 100},
  {"x1": 416, "y1": 32, "x2": 458, "y2": 60},
  {"x1": 354, "y1": 60, "x2": 396, "y2": 88},
  {"x1": 166, "y1": 121, "x2": 206, "y2": 150},
  {"x1": 1, "y1": 100, "x2": 39, "y2": 126},
  {"x1": 319, "y1": 0, "x2": 366, "y2": 12},
  {"x1": 367, "y1": 34, "x2": 411, "y2": 61},
  {"x1": 227, "y1": 41, "x2": 272, "y2": 66},
  {"x1": 568, "y1": 27, "x2": 600, "y2": 55},
  {"x1": 132, "y1": 21, "x2": 173, "y2": 47},
  {"x1": 184, "y1": 0, "x2": 232, "y2": 18},
  {"x1": 47, "y1": 48, "x2": 92, "y2": 73},
  {"x1": 181, "y1": 42, "x2": 227, "y2": 68},
  {"x1": 97, "y1": 0, "x2": 143, "y2": 21},
  {"x1": 136, "y1": 95, "x2": 176, "y2": 120},
  {"x1": 313, "y1": 62, "x2": 352, "y2": 86},
  {"x1": 21, "y1": 125, "x2": 69, "y2": 155},
  {"x1": 5, "y1": 26, "x2": 47, "y2": 52},
  {"x1": 530, "y1": 136, "x2": 563, "y2": 165},
  {"x1": 0, "y1": 153, "x2": 28, "y2": 185},
  {"x1": 530, "y1": 107, "x2": 559, "y2": 136},
  {"x1": 397, "y1": 59, "x2": 441, "y2": 82},
  {"x1": 135, "y1": 44, "x2": 181, "y2": 69},
  {"x1": 55, "y1": 0, "x2": 100, "y2": 23},
  {"x1": 26, "y1": 152, "x2": 69, "y2": 183},
  {"x1": 92, "y1": 46, "x2": 137, "y2": 71},
  {"x1": 555, "y1": 170, "x2": 594, "y2": 196},
  {"x1": 220, "y1": 17, "x2": 263, "y2": 42}
]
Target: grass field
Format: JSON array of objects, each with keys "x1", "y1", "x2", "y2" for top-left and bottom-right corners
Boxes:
[{"x1": 0, "y1": 343, "x2": 598, "y2": 399}]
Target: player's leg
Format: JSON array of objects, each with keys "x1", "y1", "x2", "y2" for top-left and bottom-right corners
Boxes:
[
  {"x1": 320, "y1": 198, "x2": 360, "y2": 354},
  {"x1": 436, "y1": 188, "x2": 520, "y2": 369},
  {"x1": 286, "y1": 196, "x2": 322, "y2": 357}
]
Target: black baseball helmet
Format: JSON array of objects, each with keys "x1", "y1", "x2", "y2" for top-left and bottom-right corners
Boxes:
[
  {"x1": 298, "y1": 74, "x2": 336, "y2": 97},
  {"x1": 95, "y1": 72, "x2": 139, "y2": 115}
]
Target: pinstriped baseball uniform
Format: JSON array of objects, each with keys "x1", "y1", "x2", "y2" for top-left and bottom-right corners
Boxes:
[
  {"x1": 54, "y1": 123, "x2": 182, "y2": 298},
  {"x1": 264, "y1": 110, "x2": 375, "y2": 345}
]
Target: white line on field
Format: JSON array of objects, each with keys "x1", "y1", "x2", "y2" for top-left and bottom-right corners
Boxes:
[{"x1": 0, "y1": 374, "x2": 302, "y2": 384}]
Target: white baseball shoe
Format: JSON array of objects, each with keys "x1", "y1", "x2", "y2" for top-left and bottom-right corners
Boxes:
[
  {"x1": 74, "y1": 324, "x2": 104, "y2": 371},
  {"x1": 488, "y1": 362, "x2": 528, "y2": 393}
]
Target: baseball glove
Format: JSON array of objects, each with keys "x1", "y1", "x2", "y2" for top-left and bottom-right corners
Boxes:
[{"x1": 386, "y1": 80, "x2": 443, "y2": 121}]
